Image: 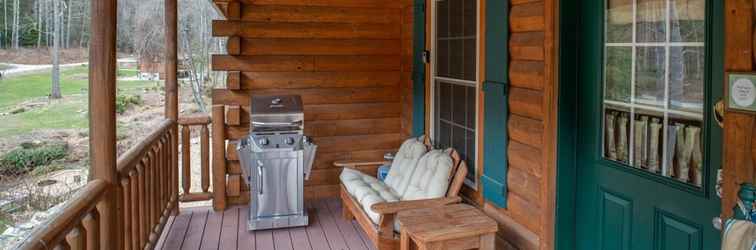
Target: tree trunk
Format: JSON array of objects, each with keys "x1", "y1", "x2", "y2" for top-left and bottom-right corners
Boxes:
[
  {"x1": 65, "y1": 0, "x2": 71, "y2": 48},
  {"x1": 2, "y1": 0, "x2": 6, "y2": 48},
  {"x1": 51, "y1": 0, "x2": 61, "y2": 99},
  {"x1": 37, "y1": 0, "x2": 43, "y2": 48},
  {"x1": 11, "y1": 0, "x2": 19, "y2": 49}
]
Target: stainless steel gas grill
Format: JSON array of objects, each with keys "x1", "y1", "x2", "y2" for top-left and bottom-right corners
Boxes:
[{"x1": 236, "y1": 95, "x2": 316, "y2": 231}]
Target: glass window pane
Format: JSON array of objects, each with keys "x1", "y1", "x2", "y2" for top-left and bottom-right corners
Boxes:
[
  {"x1": 452, "y1": 84, "x2": 467, "y2": 125},
  {"x1": 450, "y1": 39, "x2": 464, "y2": 79},
  {"x1": 450, "y1": 0, "x2": 464, "y2": 37},
  {"x1": 670, "y1": 0, "x2": 705, "y2": 42},
  {"x1": 465, "y1": 130, "x2": 476, "y2": 180},
  {"x1": 637, "y1": 0, "x2": 666, "y2": 42},
  {"x1": 463, "y1": 39, "x2": 476, "y2": 81},
  {"x1": 439, "y1": 81, "x2": 452, "y2": 120},
  {"x1": 605, "y1": 46, "x2": 632, "y2": 103},
  {"x1": 437, "y1": 40, "x2": 450, "y2": 77},
  {"x1": 464, "y1": 0, "x2": 476, "y2": 37},
  {"x1": 635, "y1": 46, "x2": 666, "y2": 107},
  {"x1": 669, "y1": 46, "x2": 704, "y2": 112},
  {"x1": 606, "y1": 0, "x2": 633, "y2": 43}
]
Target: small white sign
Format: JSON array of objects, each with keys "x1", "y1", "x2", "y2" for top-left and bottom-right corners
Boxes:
[{"x1": 728, "y1": 73, "x2": 756, "y2": 112}]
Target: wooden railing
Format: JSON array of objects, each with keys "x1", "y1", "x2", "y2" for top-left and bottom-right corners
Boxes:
[
  {"x1": 18, "y1": 119, "x2": 178, "y2": 250},
  {"x1": 117, "y1": 119, "x2": 177, "y2": 250},
  {"x1": 177, "y1": 115, "x2": 213, "y2": 202},
  {"x1": 17, "y1": 180, "x2": 108, "y2": 249}
]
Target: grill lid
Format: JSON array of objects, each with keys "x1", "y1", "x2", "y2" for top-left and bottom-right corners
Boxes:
[
  {"x1": 250, "y1": 95, "x2": 304, "y2": 132},
  {"x1": 251, "y1": 95, "x2": 303, "y2": 115}
]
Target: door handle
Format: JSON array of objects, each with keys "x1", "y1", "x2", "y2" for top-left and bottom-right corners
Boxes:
[
  {"x1": 712, "y1": 216, "x2": 723, "y2": 231},
  {"x1": 714, "y1": 99, "x2": 725, "y2": 128},
  {"x1": 257, "y1": 160, "x2": 264, "y2": 195}
]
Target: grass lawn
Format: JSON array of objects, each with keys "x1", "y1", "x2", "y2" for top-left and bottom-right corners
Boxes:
[{"x1": 0, "y1": 66, "x2": 158, "y2": 137}]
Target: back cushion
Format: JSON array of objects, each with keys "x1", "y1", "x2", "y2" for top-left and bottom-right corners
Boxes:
[
  {"x1": 384, "y1": 137, "x2": 428, "y2": 196},
  {"x1": 401, "y1": 149, "x2": 454, "y2": 201}
]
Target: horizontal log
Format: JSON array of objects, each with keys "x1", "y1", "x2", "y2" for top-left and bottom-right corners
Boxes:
[
  {"x1": 508, "y1": 140, "x2": 543, "y2": 178},
  {"x1": 240, "y1": 5, "x2": 400, "y2": 24},
  {"x1": 213, "y1": 20, "x2": 400, "y2": 39},
  {"x1": 211, "y1": 55, "x2": 401, "y2": 72},
  {"x1": 509, "y1": 87, "x2": 544, "y2": 120},
  {"x1": 482, "y1": 203, "x2": 541, "y2": 250},
  {"x1": 314, "y1": 133, "x2": 402, "y2": 153},
  {"x1": 177, "y1": 115, "x2": 211, "y2": 126},
  {"x1": 507, "y1": 165, "x2": 541, "y2": 203},
  {"x1": 212, "y1": 88, "x2": 400, "y2": 106},
  {"x1": 224, "y1": 117, "x2": 401, "y2": 139},
  {"x1": 235, "y1": 38, "x2": 401, "y2": 56},
  {"x1": 236, "y1": 71, "x2": 400, "y2": 90},
  {"x1": 179, "y1": 192, "x2": 213, "y2": 202},
  {"x1": 510, "y1": 60, "x2": 545, "y2": 91},
  {"x1": 508, "y1": 114, "x2": 543, "y2": 148},
  {"x1": 510, "y1": 2, "x2": 545, "y2": 32},
  {"x1": 510, "y1": 32, "x2": 544, "y2": 61}
]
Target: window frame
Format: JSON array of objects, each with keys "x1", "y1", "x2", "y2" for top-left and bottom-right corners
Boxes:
[{"x1": 429, "y1": 0, "x2": 481, "y2": 188}]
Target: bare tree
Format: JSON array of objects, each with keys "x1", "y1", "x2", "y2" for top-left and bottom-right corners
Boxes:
[
  {"x1": 2, "y1": 0, "x2": 6, "y2": 48},
  {"x1": 65, "y1": 0, "x2": 71, "y2": 48},
  {"x1": 11, "y1": 0, "x2": 18, "y2": 49},
  {"x1": 50, "y1": 0, "x2": 61, "y2": 99}
]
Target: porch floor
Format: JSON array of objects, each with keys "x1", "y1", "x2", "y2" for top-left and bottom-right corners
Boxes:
[{"x1": 156, "y1": 198, "x2": 377, "y2": 250}]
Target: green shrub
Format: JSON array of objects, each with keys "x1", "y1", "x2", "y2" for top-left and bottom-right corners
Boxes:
[
  {"x1": 115, "y1": 94, "x2": 143, "y2": 114},
  {"x1": 0, "y1": 144, "x2": 68, "y2": 176}
]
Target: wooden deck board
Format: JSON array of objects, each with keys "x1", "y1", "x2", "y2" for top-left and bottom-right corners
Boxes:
[
  {"x1": 181, "y1": 210, "x2": 209, "y2": 250},
  {"x1": 237, "y1": 207, "x2": 256, "y2": 250},
  {"x1": 200, "y1": 208, "x2": 224, "y2": 250},
  {"x1": 305, "y1": 203, "x2": 331, "y2": 250},
  {"x1": 160, "y1": 198, "x2": 374, "y2": 250}
]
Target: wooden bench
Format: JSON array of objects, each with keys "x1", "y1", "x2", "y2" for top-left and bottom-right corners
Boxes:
[{"x1": 336, "y1": 138, "x2": 469, "y2": 250}]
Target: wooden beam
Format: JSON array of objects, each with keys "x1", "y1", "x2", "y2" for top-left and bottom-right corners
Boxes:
[
  {"x1": 165, "y1": 0, "x2": 178, "y2": 121},
  {"x1": 165, "y1": 0, "x2": 179, "y2": 215},
  {"x1": 89, "y1": 0, "x2": 118, "y2": 247},
  {"x1": 212, "y1": 105, "x2": 227, "y2": 211}
]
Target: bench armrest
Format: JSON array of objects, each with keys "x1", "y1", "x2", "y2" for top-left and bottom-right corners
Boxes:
[
  {"x1": 370, "y1": 197, "x2": 462, "y2": 215},
  {"x1": 333, "y1": 160, "x2": 390, "y2": 169}
]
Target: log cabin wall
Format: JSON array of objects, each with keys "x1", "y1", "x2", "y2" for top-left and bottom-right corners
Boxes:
[
  {"x1": 211, "y1": 0, "x2": 413, "y2": 205},
  {"x1": 454, "y1": 0, "x2": 558, "y2": 249}
]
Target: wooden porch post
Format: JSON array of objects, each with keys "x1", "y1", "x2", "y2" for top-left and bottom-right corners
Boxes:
[
  {"x1": 165, "y1": 0, "x2": 179, "y2": 214},
  {"x1": 89, "y1": 0, "x2": 118, "y2": 248}
]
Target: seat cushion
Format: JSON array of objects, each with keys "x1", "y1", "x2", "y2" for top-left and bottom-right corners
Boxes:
[
  {"x1": 402, "y1": 149, "x2": 454, "y2": 201},
  {"x1": 340, "y1": 168, "x2": 400, "y2": 224},
  {"x1": 384, "y1": 137, "x2": 428, "y2": 198}
]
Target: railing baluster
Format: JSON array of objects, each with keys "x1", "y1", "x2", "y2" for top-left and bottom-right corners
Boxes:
[
  {"x1": 65, "y1": 226, "x2": 84, "y2": 250},
  {"x1": 128, "y1": 171, "x2": 138, "y2": 250},
  {"x1": 82, "y1": 213, "x2": 99, "y2": 250},
  {"x1": 120, "y1": 178, "x2": 131, "y2": 250},
  {"x1": 181, "y1": 125, "x2": 191, "y2": 196},
  {"x1": 136, "y1": 163, "x2": 146, "y2": 248},
  {"x1": 201, "y1": 124, "x2": 210, "y2": 193}
]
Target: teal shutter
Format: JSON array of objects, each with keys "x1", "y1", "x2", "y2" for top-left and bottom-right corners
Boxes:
[
  {"x1": 481, "y1": 0, "x2": 509, "y2": 208},
  {"x1": 412, "y1": 0, "x2": 426, "y2": 137}
]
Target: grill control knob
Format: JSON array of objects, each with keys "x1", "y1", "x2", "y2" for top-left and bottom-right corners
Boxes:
[
  {"x1": 257, "y1": 138, "x2": 270, "y2": 146},
  {"x1": 285, "y1": 137, "x2": 295, "y2": 145}
]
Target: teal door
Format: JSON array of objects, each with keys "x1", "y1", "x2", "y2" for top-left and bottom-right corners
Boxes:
[{"x1": 574, "y1": 0, "x2": 723, "y2": 249}]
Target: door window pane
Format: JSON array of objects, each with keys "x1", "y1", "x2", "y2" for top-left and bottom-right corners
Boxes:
[
  {"x1": 635, "y1": 46, "x2": 666, "y2": 107},
  {"x1": 602, "y1": 0, "x2": 705, "y2": 187},
  {"x1": 606, "y1": 0, "x2": 633, "y2": 43},
  {"x1": 637, "y1": 0, "x2": 666, "y2": 42},
  {"x1": 670, "y1": 0, "x2": 705, "y2": 42}
]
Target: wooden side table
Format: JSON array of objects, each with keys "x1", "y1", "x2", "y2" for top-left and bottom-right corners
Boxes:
[{"x1": 397, "y1": 204, "x2": 498, "y2": 250}]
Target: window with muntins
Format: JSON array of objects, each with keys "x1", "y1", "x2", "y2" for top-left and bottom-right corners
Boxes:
[
  {"x1": 603, "y1": 0, "x2": 706, "y2": 187},
  {"x1": 432, "y1": 0, "x2": 478, "y2": 185}
]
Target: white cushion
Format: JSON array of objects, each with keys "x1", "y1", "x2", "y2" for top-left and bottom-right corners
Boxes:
[
  {"x1": 384, "y1": 137, "x2": 428, "y2": 198},
  {"x1": 340, "y1": 168, "x2": 400, "y2": 224},
  {"x1": 402, "y1": 149, "x2": 454, "y2": 201}
]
